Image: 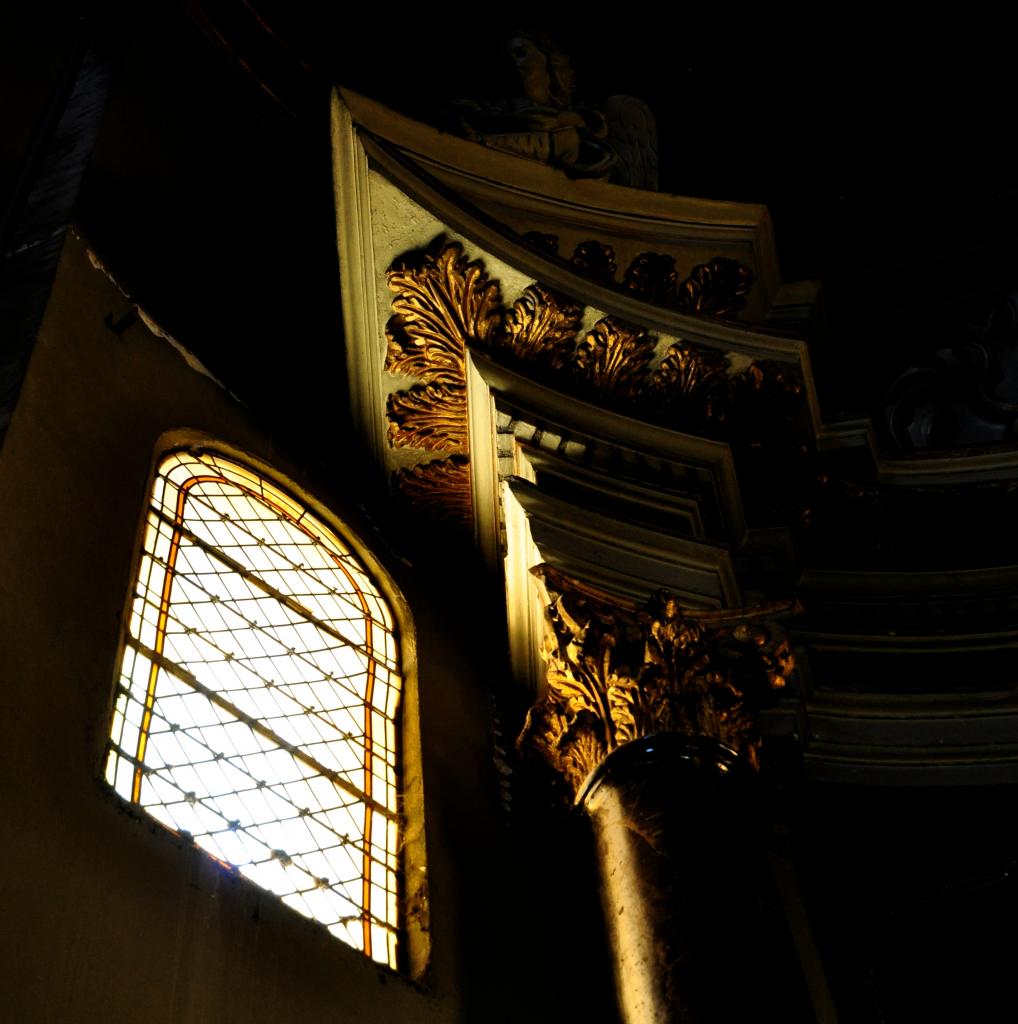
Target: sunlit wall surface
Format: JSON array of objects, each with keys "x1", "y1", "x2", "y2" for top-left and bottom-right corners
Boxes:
[{"x1": 105, "y1": 450, "x2": 402, "y2": 967}]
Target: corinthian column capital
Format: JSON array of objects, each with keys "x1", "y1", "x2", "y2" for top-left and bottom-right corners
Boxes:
[{"x1": 518, "y1": 565, "x2": 798, "y2": 797}]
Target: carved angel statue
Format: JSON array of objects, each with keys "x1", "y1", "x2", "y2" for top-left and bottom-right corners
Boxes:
[{"x1": 450, "y1": 31, "x2": 658, "y2": 189}]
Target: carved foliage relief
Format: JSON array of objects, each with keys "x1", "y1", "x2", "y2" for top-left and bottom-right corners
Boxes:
[
  {"x1": 498, "y1": 283, "x2": 581, "y2": 371},
  {"x1": 518, "y1": 567, "x2": 796, "y2": 797},
  {"x1": 384, "y1": 237, "x2": 801, "y2": 525},
  {"x1": 385, "y1": 244, "x2": 502, "y2": 526}
]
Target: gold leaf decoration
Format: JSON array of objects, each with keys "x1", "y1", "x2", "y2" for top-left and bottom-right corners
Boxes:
[
  {"x1": 384, "y1": 241, "x2": 501, "y2": 527},
  {"x1": 675, "y1": 257, "x2": 755, "y2": 320},
  {"x1": 518, "y1": 567, "x2": 796, "y2": 797},
  {"x1": 650, "y1": 340, "x2": 729, "y2": 422},
  {"x1": 571, "y1": 240, "x2": 617, "y2": 282},
  {"x1": 386, "y1": 383, "x2": 467, "y2": 453},
  {"x1": 622, "y1": 251, "x2": 755, "y2": 320},
  {"x1": 573, "y1": 316, "x2": 656, "y2": 401},
  {"x1": 393, "y1": 456, "x2": 472, "y2": 528},
  {"x1": 385, "y1": 242, "x2": 503, "y2": 385},
  {"x1": 381, "y1": 240, "x2": 796, "y2": 530},
  {"x1": 623, "y1": 251, "x2": 679, "y2": 304},
  {"x1": 498, "y1": 283, "x2": 583, "y2": 371}
]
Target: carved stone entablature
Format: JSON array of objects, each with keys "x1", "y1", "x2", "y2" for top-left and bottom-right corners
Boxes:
[
  {"x1": 492, "y1": 241, "x2": 804, "y2": 440},
  {"x1": 517, "y1": 565, "x2": 797, "y2": 797},
  {"x1": 385, "y1": 240, "x2": 805, "y2": 527},
  {"x1": 335, "y1": 89, "x2": 799, "y2": 333}
]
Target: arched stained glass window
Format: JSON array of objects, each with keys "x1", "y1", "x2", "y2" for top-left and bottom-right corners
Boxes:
[{"x1": 105, "y1": 450, "x2": 402, "y2": 967}]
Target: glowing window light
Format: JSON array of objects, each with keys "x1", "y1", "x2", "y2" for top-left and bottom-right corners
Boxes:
[{"x1": 105, "y1": 450, "x2": 402, "y2": 968}]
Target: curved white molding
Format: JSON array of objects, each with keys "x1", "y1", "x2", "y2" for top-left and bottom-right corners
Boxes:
[{"x1": 340, "y1": 88, "x2": 783, "y2": 316}]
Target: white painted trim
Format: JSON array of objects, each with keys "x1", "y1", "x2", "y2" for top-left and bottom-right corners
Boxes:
[
  {"x1": 502, "y1": 480, "x2": 548, "y2": 696},
  {"x1": 466, "y1": 349, "x2": 501, "y2": 571},
  {"x1": 507, "y1": 477, "x2": 741, "y2": 608},
  {"x1": 331, "y1": 90, "x2": 387, "y2": 476},
  {"x1": 339, "y1": 88, "x2": 782, "y2": 310}
]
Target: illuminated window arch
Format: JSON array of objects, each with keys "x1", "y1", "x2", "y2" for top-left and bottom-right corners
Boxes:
[{"x1": 105, "y1": 449, "x2": 402, "y2": 967}]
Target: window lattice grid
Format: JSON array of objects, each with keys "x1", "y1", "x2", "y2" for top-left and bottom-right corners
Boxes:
[{"x1": 106, "y1": 451, "x2": 402, "y2": 967}]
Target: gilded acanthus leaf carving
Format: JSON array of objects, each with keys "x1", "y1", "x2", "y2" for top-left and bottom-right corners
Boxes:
[
  {"x1": 650, "y1": 340, "x2": 729, "y2": 421},
  {"x1": 385, "y1": 242, "x2": 503, "y2": 385},
  {"x1": 386, "y1": 383, "x2": 467, "y2": 453},
  {"x1": 623, "y1": 251, "x2": 679, "y2": 304},
  {"x1": 393, "y1": 455, "x2": 472, "y2": 528},
  {"x1": 731, "y1": 360, "x2": 804, "y2": 413},
  {"x1": 499, "y1": 283, "x2": 582, "y2": 371},
  {"x1": 573, "y1": 317, "x2": 657, "y2": 401},
  {"x1": 675, "y1": 257, "x2": 755, "y2": 320},
  {"x1": 518, "y1": 567, "x2": 796, "y2": 797},
  {"x1": 571, "y1": 240, "x2": 617, "y2": 282},
  {"x1": 382, "y1": 240, "x2": 794, "y2": 528},
  {"x1": 623, "y1": 252, "x2": 755, "y2": 321},
  {"x1": 384, "y1": 241, "x2": 501, "y2": 525}
]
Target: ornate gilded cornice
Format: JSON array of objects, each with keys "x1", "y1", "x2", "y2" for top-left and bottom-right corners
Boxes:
[
  {"x1": 518, "y1": 566, "x2": 797, "y2": 798},
  {"x1": 384, "y1": 238, "x2": 801, "y2": 524}
]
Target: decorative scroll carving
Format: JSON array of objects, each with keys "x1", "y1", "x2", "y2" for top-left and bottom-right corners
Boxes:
[
  {"x1": 386, "y1": 384, "x2": 467, "y2": 453},
  {"x1": 499, "y1": 283, "x2": 582, "y2": 371},
  {"x1": 573, "y1": 317, "x2": 656, "y2": 401},
  {"x1": 675, "y1": 257, "x2": 755, "y2": 319},
  {"x1": 393, "y1": 456, "x2": 472, "y2": 527},
  {"x1": 519, "y1": 567, "x2": 796, "y2": 797}
]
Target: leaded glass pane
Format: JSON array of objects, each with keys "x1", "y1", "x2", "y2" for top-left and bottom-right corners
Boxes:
[{"x1": 105, "y1": 450, "x2": 401, "y2": 967}]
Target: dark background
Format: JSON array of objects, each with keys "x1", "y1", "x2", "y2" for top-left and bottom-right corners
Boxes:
[
  {"x1": 5, "y1": 4, "x2": 1015, "y2": 457},
  {"x1": 4, "y1": 6, "x2": 1018, "y2": 1020}
]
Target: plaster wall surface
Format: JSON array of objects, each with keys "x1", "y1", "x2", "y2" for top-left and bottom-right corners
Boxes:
[{"x1": 0, "y1": 233, "x2": 511, "y2": 1023}]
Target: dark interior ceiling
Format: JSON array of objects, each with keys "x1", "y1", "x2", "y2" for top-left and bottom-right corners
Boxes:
[
  {"x1": 6, "y1": 3, "x2": 1017, "y2": 461},
  {"x1": 5, "y1": 5, "x2": 1018, "y2": 1020}
]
